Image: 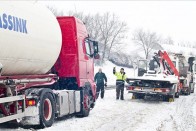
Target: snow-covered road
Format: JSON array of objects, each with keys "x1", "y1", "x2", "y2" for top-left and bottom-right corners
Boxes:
[{"x1": 1, "y1": 89, "x2": 196, "y2": 131}]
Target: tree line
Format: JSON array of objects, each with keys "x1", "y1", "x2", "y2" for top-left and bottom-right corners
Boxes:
[{"x1": 48, "y1": 6, "x2": 195, "y2": 68}]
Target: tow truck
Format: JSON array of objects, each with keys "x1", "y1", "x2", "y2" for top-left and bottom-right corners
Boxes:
[{"x1": 126, "y1": 50, "x2": 195, "y2": 102}]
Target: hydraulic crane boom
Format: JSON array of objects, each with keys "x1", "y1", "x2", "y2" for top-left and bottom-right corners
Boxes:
[{"x1": 157, "y1": 50, "x2": 180, "y2": 78}]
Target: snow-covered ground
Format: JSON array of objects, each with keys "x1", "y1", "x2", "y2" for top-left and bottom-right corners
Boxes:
[
  {"x1": 1, "y1": 89, "x2": 196, "y2": 131},
  {"x1": 1, "y1": 61, "x2": 196, "y2": 131}
]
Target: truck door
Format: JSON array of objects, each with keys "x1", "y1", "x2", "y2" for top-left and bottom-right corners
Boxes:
[{"x1": 84, "y1": 40, "x2": 94, "y2": 84}]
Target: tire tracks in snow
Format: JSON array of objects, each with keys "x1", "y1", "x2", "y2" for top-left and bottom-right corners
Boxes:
[
  {"x1": 1, "y1": 89, "x2": 196, "y2": 131},
  {"x1": 157, "y1": 93, "x2": 196, "y2": 131},
  {"x1": 95, "y1": 102, "x2": 150, "y2": 131}
]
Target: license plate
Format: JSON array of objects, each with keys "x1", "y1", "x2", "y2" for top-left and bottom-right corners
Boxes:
[
  {"x1": 154, "y1": 89, "x2": 162, "y2": 92},
  {"x1": 134, "y1": 87, "x2": 142, "y2": 90},
  {"x1": 143, "y1": 88, "x2": 153, "y2": 91}
]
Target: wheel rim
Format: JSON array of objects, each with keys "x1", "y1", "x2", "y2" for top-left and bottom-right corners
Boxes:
[
  {"x1": 169, "y1": 98, "x2": 174, "y2": 102},
  {"x1": 44, "y1": 98, "x2": 52, "y2": 121},
  {"x1": 132, "y1": 95, "x2": 135, "y2": 99},
  {"x1": 83, "y1": 95, "x2": 90, "y2": 110}
]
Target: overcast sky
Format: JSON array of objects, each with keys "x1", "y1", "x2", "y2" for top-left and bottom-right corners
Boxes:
[{"x1": 39, "y1": 1, "x2": 196, "y2": 47}]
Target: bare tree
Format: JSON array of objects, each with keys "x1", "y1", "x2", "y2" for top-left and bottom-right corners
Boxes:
[
  {"x1": 68, "y1": 11, "x2": 86, "y2": 20},
  {"x1": 97, "y1": 13, "x2": 128, "y2": 63},
  {"x1": 133, "y1": 29, "x2": 162, "y2": 59},
  {"x1": 68, "y1": 12, "x2": 128, "y2": 64},
  {"x1": 68, "y1": 12, "x2": 101, "y2": 40},
  {"x1": 46, "y1": 7, "x2": 128, "y2": 64},
  {"x1": 162, "y1": 36, "x2": 174, "y2": 45},
  {"x1": 109, "y1": 51, "x2": 142, "y2": 68},
  {"x1": 47, "y1": 6, "x2": 64, "y2": 16}
]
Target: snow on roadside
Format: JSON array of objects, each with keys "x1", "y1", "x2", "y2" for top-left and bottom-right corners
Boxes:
[
  {"x1": 38, "y1": 90, "x2": 196, "y2": 131},
  {"x1": 1, "y1": 89, "x2": 196, "y2": 131},
  {"x1": 2, "y1": 62, "x2": 196, "y2": 131}
]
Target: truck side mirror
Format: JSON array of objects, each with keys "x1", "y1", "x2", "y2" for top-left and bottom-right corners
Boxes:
[
  {"x1": 94, "y1": 54, "x2": 100, "y2": 59},
  {"x1": 93, "y1": 41, "x2": 99, "y2": 59},
  {"x1": 85, "y1": 37, "x2": 99, "y2": 59},
  {"x1": 188, "y1": 57, "x2": 195, "y2": 72},
  {"x1": 93, "y1": 41, "x2": 99, "y2": 54}
]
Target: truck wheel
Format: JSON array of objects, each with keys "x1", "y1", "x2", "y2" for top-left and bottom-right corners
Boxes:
[
  {"x1": 175, "y1": 92, "x2": 179, "y2": 98},
  {"x1": 82, "y1": 87, "x2": 91, "y2": 117},
  {"x1": 76, "y1": 87, "x2": 91, "y2": 117},
  {"x1": 132, "y1": 93, "x2": 137, "y2": 99},
  {"x1": 88, "y1": 88, "x2": 95, "y2": 109},
  {"x1": 188, "y1": 90, "x2": 191, "y2": 95},
  {"x1": 39, "y1": 92, "x2": 55, "y2": 128},
  {"x1": 167, "y1": 95, "x2": 174, "y2": 102},
  {"x1": 185, "y1": 90, "x2": 190, "y2": 95},
  {"x1": 82, "y1": 94, "x2": 90, "y2": 117},
  {"x1": 138, "y1": 94, "x2": 144, "y2": 99},
  {"x1": 192, "y1": 88, "x2": 194, "y2": 93}
]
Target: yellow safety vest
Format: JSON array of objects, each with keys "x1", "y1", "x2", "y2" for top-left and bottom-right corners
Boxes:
[{"x1": 114, "y1": 72, "x2": 127, "y2": 81}]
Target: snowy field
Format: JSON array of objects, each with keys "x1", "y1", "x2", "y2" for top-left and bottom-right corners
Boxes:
[
  {"x1": 1, "y1": 89, "x2": 196, "y2": 131},
  {"x1": 1, "y1": 61, "x2": 196, "y2": 131}
]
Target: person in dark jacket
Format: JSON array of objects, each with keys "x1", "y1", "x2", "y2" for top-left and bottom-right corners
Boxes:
[
  {"x1": 113, "y1": 67, "x2": 127, "y2": 100},
  {"x1": 94, "y1": 68, "x2": 107, "y2": 99}
]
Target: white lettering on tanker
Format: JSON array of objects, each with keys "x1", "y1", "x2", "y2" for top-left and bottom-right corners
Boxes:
[{"x1": 0, "y1": 13, "x2": 27, "y2": 34}]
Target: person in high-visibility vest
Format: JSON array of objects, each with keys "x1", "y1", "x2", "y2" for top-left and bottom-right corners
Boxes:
[{"x1": 113, "y1": 67, "x2": 127, "y2": 100}]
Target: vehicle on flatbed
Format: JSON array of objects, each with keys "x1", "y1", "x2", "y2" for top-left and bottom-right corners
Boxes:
[{"x1": 126, "y1": 50, "x2": 196, "y2": 102}]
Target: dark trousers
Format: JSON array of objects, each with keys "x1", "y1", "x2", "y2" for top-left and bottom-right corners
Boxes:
[
  {"x1": 96, "y1": 83, "x2": 104, "y2": 99},
  {"x1": 116, "y1": 81, "x2": 124, "y2": 100}
]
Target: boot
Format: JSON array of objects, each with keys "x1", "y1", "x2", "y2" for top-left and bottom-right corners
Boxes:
[
  {"x1": 120, "y1": 97, "x2": 124, "y2": 100},
  {"x1": 120, "y1": 95, "x2": 124, "y2": 100}
]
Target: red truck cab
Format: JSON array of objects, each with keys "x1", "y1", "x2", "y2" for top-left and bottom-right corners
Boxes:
[{"x1": 55, "y1": 17, "x2": 98, "y2": 98}]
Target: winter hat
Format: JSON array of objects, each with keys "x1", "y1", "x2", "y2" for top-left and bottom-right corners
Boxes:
[{"x1": 120, "y1": 68, "x2": 124, "y2": 70}]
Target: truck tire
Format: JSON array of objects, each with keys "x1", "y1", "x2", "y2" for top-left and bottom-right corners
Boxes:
[
  {"x1": 81, "y1": 88, "x2": 91, "y2": 117},
  {"x1": 39, "y1": 92, "x2": 55, "y2": 128},
  {"x1": 190, "y1": 83, "x2": 194, "y2": 93},
  {"x1": 132, "y1": 93, "x2": 137, "y2": 99},
  {"x1": 166, "y1": 95, "x2": 174, "y2": 102},
  {"x1": 76, "y1": 87, "x2": 91, "y2": 117},
  {"x1": 175, "y1": 92, "x2": 179, "y2": 98},
  {"x1": 192, "y1": 88, "x2": 194, "y2": 93},
  {"x1": 185, "y1": 89, "x2": 190, "y2": 95},
  {"x1": 138, "y1": 94, "x2": 145, "y2": 99},
  {"x1": 188, "y1": 90, "x2": 191, "y2": 95}
]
